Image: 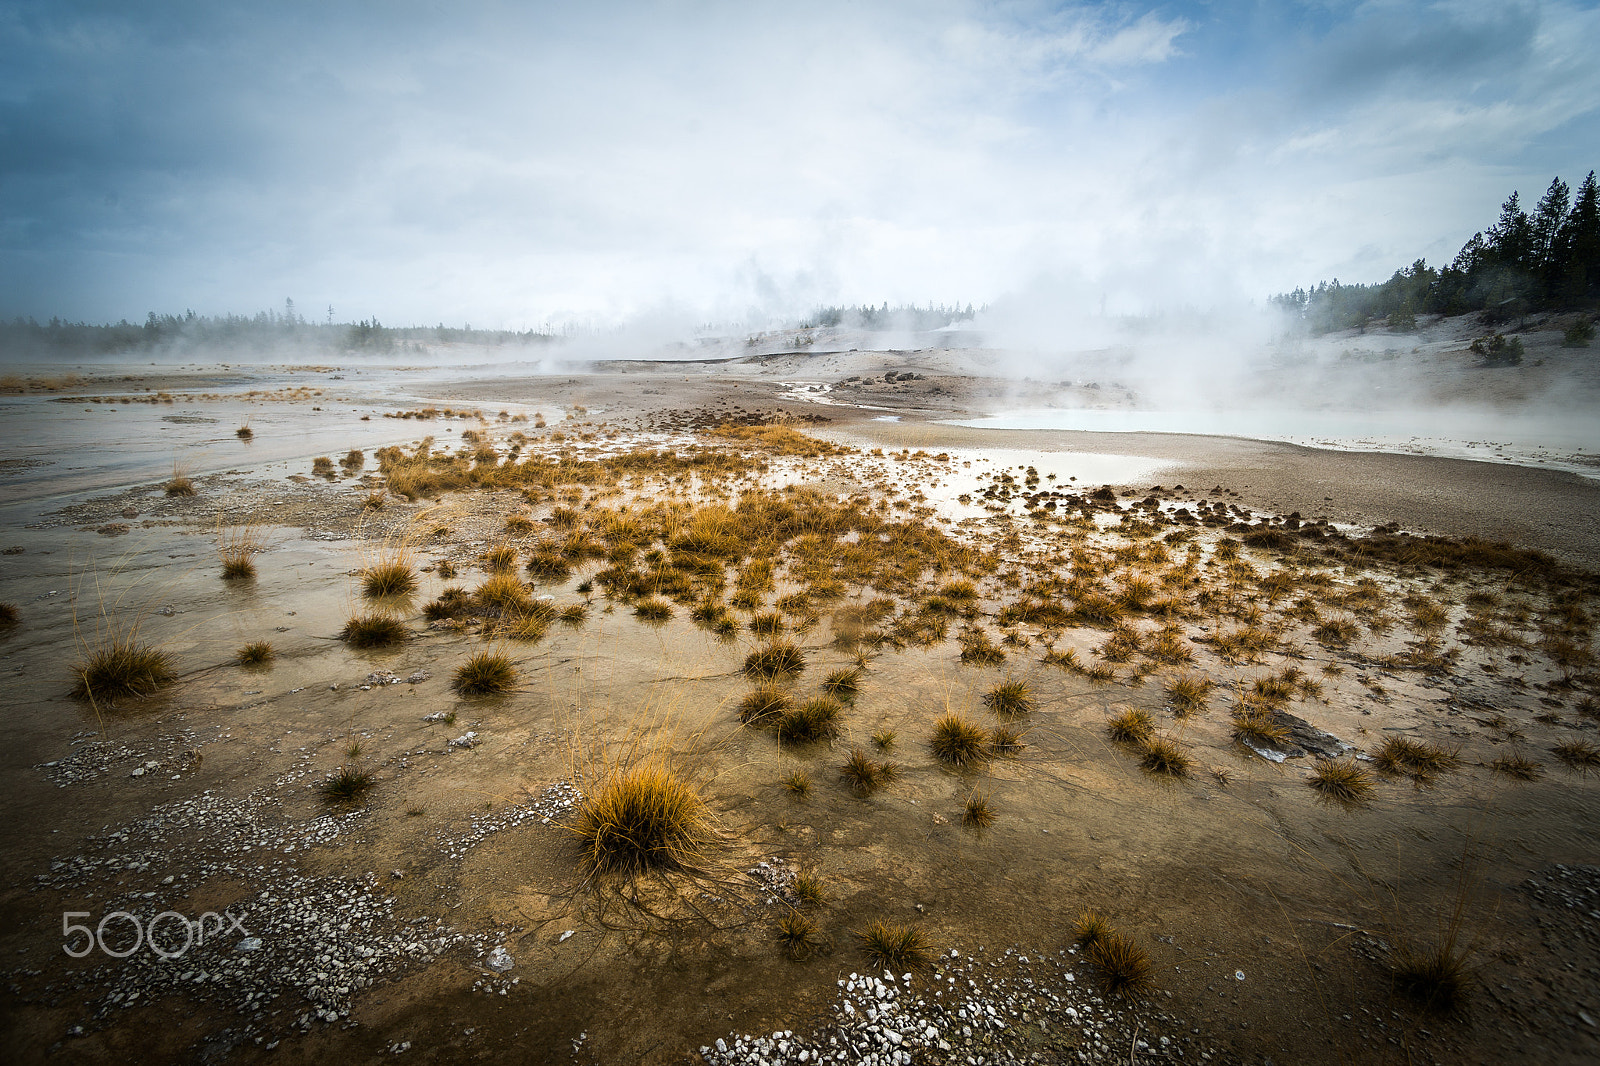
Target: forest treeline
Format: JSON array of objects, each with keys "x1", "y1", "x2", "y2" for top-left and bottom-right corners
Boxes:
[
  {"x1": 0, "y1": 301, "x2": 557, "y2": 358},
  {"x1": 1272, "y1": 171, "x2": 1600, "y2": 334},
  {"x1": 801, "y1": 302, "x2": 980, "y2": 331}
]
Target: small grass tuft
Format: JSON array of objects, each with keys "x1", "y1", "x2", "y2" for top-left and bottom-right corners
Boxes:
[
  {"x1": 1491, "y1": 752, "x2": 1543, "y2": 780},
  {"x1": 794, "y1": 873, "x2": 827, "y2": 907},
  {"x1": 0, "y1": 602, "x2": 18, "y2": 625},
  {"x1": 1307, "y1": 757, "x2": 1375, "y2": 806},
  {"x1": 570, "y1": 760, "x2": 715, "y2": 877},
  {"x1": 854, "y1": 921, "x2": 931, "y2": 972},
  {"x1": 1373, "y1": 735, "x2": 1460, "y2": 780},
  {"x1": 633, "y1": 597, "x2": 674, "y2": 622},
  {"x1": 990, "y1": 724, "x2": 1026, "y2": 756},
  {"x1": 1106, "y1": 707, "x2": 1154, "y2": 744},
  {"x1": 871, "y1": 729, "x2": 896, "y2": 750},
  {"x1": 1165, "y1": 674, "x2": 1214, "y2": 717},
  {"x1": 319, "y1": 764, "x2": 373, "y2": 803},
  {"x1": 820, "y1": 667, "x2": 863, "y2": 701},
  {"x1": 340, "y1": 612, "x2": 408, "y2": 648},
  {"x1": 1088, "y1": 931, "x2": 1153, "y2": 996},
  {"x1": 236, "y1": 641, "x2": 274, "y2": 666},
  {"x1": 839, "y1": 748, "x2": 891, "y2": 795},
  {"x1": 783, "y1": 768, "x2": 812, "y2": 797},
  {"x1": 1553, "y1": 739, "x2": 1600, "y2": 773},
  {"x1": 1392, "y1": 940, "x2": 1473, "y2": 1013},
  {"x1": 164, "y1": 465, "x2": 197, "y2": 497},
  {"x1": 983, "y1": 679, "x2": 1035, "y2": 718},
  {"x1": 451, "y1": 650, "x2": 518, "y2": 695},
  {"x1": 962, "y1": 789, "x2": 995, "y2": 828},
  {"x1": 930, "y1": 712, "x2": 989, "y2": 768},
  {"x1": 1137, "y1": 734, "x2": 1191, "y2": 776},
  {"x1": 738, "y1": 684, "x2": 791, "y2": 724},
  {"x1": 776, "y1": 698, "x2": 842, "y2": 743},
  {"x1": 776, "y1": 912, "x2": 823, "y2": 961},
  {"x1": 1075, "y1": 909, "x2": 1112, "y2": 948},
  {"x1": 744, "y1": 640, "x2": 807, "y2": 679},
  {"x1": 362, "y1": 558, "x2": 418, "y2": 597},
  {"x1": 71, "y1": 637, "x2": 177, "y2": 704},
  {"x1": 235, "y1": 424, "x2": 253, "y2": 440}
]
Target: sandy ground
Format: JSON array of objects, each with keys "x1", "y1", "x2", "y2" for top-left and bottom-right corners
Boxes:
[{"x1": 1, "y1": 346, "x2": 1598, "y2": 1066}]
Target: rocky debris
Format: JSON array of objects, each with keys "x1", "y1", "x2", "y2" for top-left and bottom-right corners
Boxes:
[
  {"x1": 35, "y1": 731, "x2": 202, "y2": 787},
  {"x1": 436, "y1": 781, "x2": 583, "y2": 862},
  {"x1": 701, "y1": 948, "x2": 1212, "y2": 1065},
  {"x1": 448, "y1": 732, "x2": 479, "y2": 750},
  {"x1": 485, "y1": 946, "x2": 514, "y2": 973},
  {"x1": 1241, "y1": 714, "x2": 1353, "y2": 762},
  {"x1": 747, "y1": 858, "x2": 801, "y2": 906}
]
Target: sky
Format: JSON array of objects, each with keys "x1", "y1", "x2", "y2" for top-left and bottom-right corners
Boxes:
[{"x1": 1, "y1": 0, "x2": 1597, "y2": 329}]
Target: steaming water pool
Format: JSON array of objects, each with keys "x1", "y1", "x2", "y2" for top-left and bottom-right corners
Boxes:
[{"x1": 944, "y1": 407, "x2": 1600, "y2": 478}]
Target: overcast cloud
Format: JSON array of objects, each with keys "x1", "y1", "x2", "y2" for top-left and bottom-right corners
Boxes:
[{"x1": 1, "y1": 0, "x2": 1596, "y2": 328}]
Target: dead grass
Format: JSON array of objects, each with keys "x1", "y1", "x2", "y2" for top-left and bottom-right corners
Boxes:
[
  {"x1": 1165, "y1": 674, "x2": 1213, "y2": 717},
  {"x1": 1106, "y1": 707, "x2": 1154, "y2": 745},
  {"x1": 1137, "y1": 734, "x2": 1191, "y2": 776},
  {"x1": 930, "y1": 713, "x2": 989, "y2": 768},
  {"x1": 569, "y1": 759, "x2": 716, "y2": 877},
  {"x1": 236, "y1": 641, "x2": 274, "y2": 666},
  {"x1": 738, "y1": 684, "x2": 791, "y2": 724},
  {"x1": 1553, "y1": 739, "x2": 1600, "y2": 773},
  {"x1": 1373, "y1": 735, "x2": 1460, "y2": 780},
  {"x1": 839, "y1": 748, "x2": 892, "y2": 796},
  {"x1": 1087, "y1": 930, "x2": 1153, "y2": 996},
  {"x1": 820, "y1": 667, "x2": 863, "y2": 702},
  {"x1": 744, "y1": 641, "x2": 807, "y2": 679},
  {"x1": 71, "y1": 635, "x2": 177, "y2": 704},
  {"x1": 164, "y1": 463, "x2": 197, "y2": 497},
  {"x1": 362, "y1": 554, "x2": 418, "y2": 597},
  {"x1": 854, "y1": 921, "x2": 932, "y2": 972},
  {"x1": 776, "y1": 912, "x2": 823, "y2": 961},
  {"x1": 961, "y1": 788, "x2": 995, "y2": 828},
  {"x1": 1491, "y1": 752, "x2": 1543, "y2": 780},
  {"x1": 1307, "y1": 757, "x2": 1375, "y2": 806},
  {"x1": 451, "y1": 649, "x2": 518, "y2": 695},
  {"x1": 776, "y1": 698, "x2": 842, "y2": 743},
  {"x1": 340, "y1": 612, "x2": 408, "y2": 648},
  {"x1": 983, "y1": 678, "x2": 1034, "y2": 718}
]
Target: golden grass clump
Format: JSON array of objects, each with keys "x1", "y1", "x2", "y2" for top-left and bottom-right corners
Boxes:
[
  {"x1": 451, "y1": 650, "x2": 518, "y2": 695},
  {"x1": 164, "y1": 465, "x2": 197, "y2": 497},
  {"x1": 776, "y1": 698, "x2": 842, "y2": 743},
  {"x1": 362, "y1": 556, "x2": 418, "y2": 597},
  {"x1": 236, "y1": 641, "x2": 274, "y2": 666},
  {"x1": 71, "y1": 636, "x2": 178, "y2": 704},
  {"x1": 930, "y1": 712, "x2": 989, "y2": 767},
  {"x1": 983, "y1": 678, "x2": 1034, "y2": 717},
  {"x1": 1075, "y1": 909, "x2": 1112, "y2": 948},
  {"x1": 990, "y1": 724, "x2": 1025, "y2": 756},
  {"x1": 340, "y1": 612, "x2": 408, "y2": 648},
  {"x1": 783, "y1": 768, "x2": 812, "y2": 796},
  {"x1": 962, "y1": 788, "x2": 995, "y2": 828},
  {"x1": 1307, "y1": 757, "x2": 1375, "y2": 805},
  {"x1": 482, "y1": 544, "x2": 519, "y2": 572},
  {"x1": 794, "y1": 872, "x2": 827, "y2": 907},
  {"x1": 235, "y1": 424, "x2": 253, "y2": 440},
  {"x1": 1137, "y1": 734, "x2": 1191, "y2": 776},
  {"x1": 634, "y1": 597, "x2": 674, "y2": 622},
  {"x1": 1373, "y1": 735, "x2": 1460, "y2": 779},
  {"x1": 744, "y1": 640, "x2": 807, "y2": 679},
  {"x1": 958, "y1": 629, "x2": 1006, "y2": 664},
  {"x1": 1553, "y1": 739, "x2": 1600, "y2": 772},
  {"x1": 1106, "y1": 707, "x2": 1154, "y2": 744},
  {"x1": 475, "y1": 573, "x2": 534, "y2": 616},
  {"x1": 776, "y1": 912, "x2": 823, "y2": 961},
  {"x1": 1089, "y1": 931, "x2": 1153, "y2": 996},
  {"x1": 820, "y1": 667, "x2": 864, "y2": 701},
  {"x1": 570, "y1": 760, "x2": 715, "y2": 877},
  {"x1": 1491, "y1": 752, "x2": 1543, "y2": 780},
  {"x1": 854, "y1": 921, "x2": 931, "y2": 972},
  {"x1": 1165, "y1": 673, "x2": 1213, "y2": 717},
  {"x1": 749, "y1": 611, "x2": 785, "y2": 636},
  {"x1": 311, "y1": 456, "x2": 335, "y2": 476},
  {"x1": 218, "y1": 525, "x2": 259, "y2": 581},
  {"x1": 738, "y1": 684, "x2": 791, "y2": 724},
  {"x1": 1231, "y1": 705, "x2": 1288, "y2": 748},
  {"x1": 839, "y1": 747, "x2": 893, "y2": 795}
]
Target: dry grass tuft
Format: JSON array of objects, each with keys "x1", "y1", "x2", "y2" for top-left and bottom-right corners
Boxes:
[
  {"x1": 71, "y1": 636, "x2": 177, "y2": 704},
  {"x1": 218, "y1": 526, "x2": 259, "y2": 581},
  {"x1": 989, "y1": 724, "x2": 1026, "y2": 757},
  {"x1": 1137, "y1": 734, "x2": 1191, "y2": 776},
  {"x1": 1392, "y1": 939, "x2": 1473, "y2": 1013},
  {"x1": 1089, "y1": 931, "x2": 1154, "y2": 996},
  {"x1": 776, "y1": 698, "x2": 842, "y2": 743},
  {"x1": 1553, "y1": 739, "x2": 1600, "y2": 773},
  {"x1": 475, "y1": 574, "x2": 534, "y2": 616},
  {"x1": 1165, "y1": 673, "x2": 1214, "y2": 717},
  {"x1": 962, "y1": 788, "x2": 995, "y2": 828},
  {"x1": 319, "y1": 764, "x2": 373, "y2": 803},
  {"x1": 164, "y1": 464, "x2": 197, "y2": 497},
  {"x1": 0, "y1": 602, "x2": 18, "y2": 625},
  {"x1": 783, "y1": 768, "x2": 812, "y2": 797},
  {"x1": 839, "y1": 748, "x2": 892, "y2": 795},
  {"x1": 821, "y1": 667, "x2": 864, "y2": 701},
  {"x1": 776, "y1": 912, "x2": 823, "y2": 961},
  {"x1": 930, "y1": 712, "x2": 989, "y2": 768},
  {"x1": 1075, "y1": 909, "x2": 1112, "y2": 948},
  {"x1": 794, "y1": 873, "x2": 827, "y2": 907},
  {"x1": 633, "y1": 598, "x2": 674, "y2": 622},
  {"x1": 744, "y1": 640, "x2": 807, "y2": 679},
  {"x1": 451, "y1": 649, "x2": 518, "y2": 695},
  {"x1": 235, "y1": 424, "x2": 253, "y2": 440},
  {"x1": 738, "y1": 684, "x2": 791, "y2": 724},
  {"x1": 1491, "y1": 752, "x2": 1543, "y2": 780},
  {"x1": 362, "y1": 556, "x2": 418, "y2": 597},
  {"x1": 854, "y1": 921, "x2": 931, "y2": 972},
  {"x1": 236, "y1": 641, "x2": 274, "y2": 666},
  {"x1": 1106, "y1": 707, "x2": 1154, "y2": 744},
  {"x1": 570, "y1": 760, "x2": 715, "y2": 877},
  {"x1": 983, "y1": 678, "x2": 1035, "y2": 717},
  {"x1": 340, "y1": 612, "x2": 408, "y2": 648},
  {"x1": 1307, "y1": 757, "x2": 1375, "y2": 805},
  {"x1": 1373, "y1": 735, "x2": 1460, "y2": 780},
  {"x1": 482, "y1": 543, "x2": 519, "y2": 573}
]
